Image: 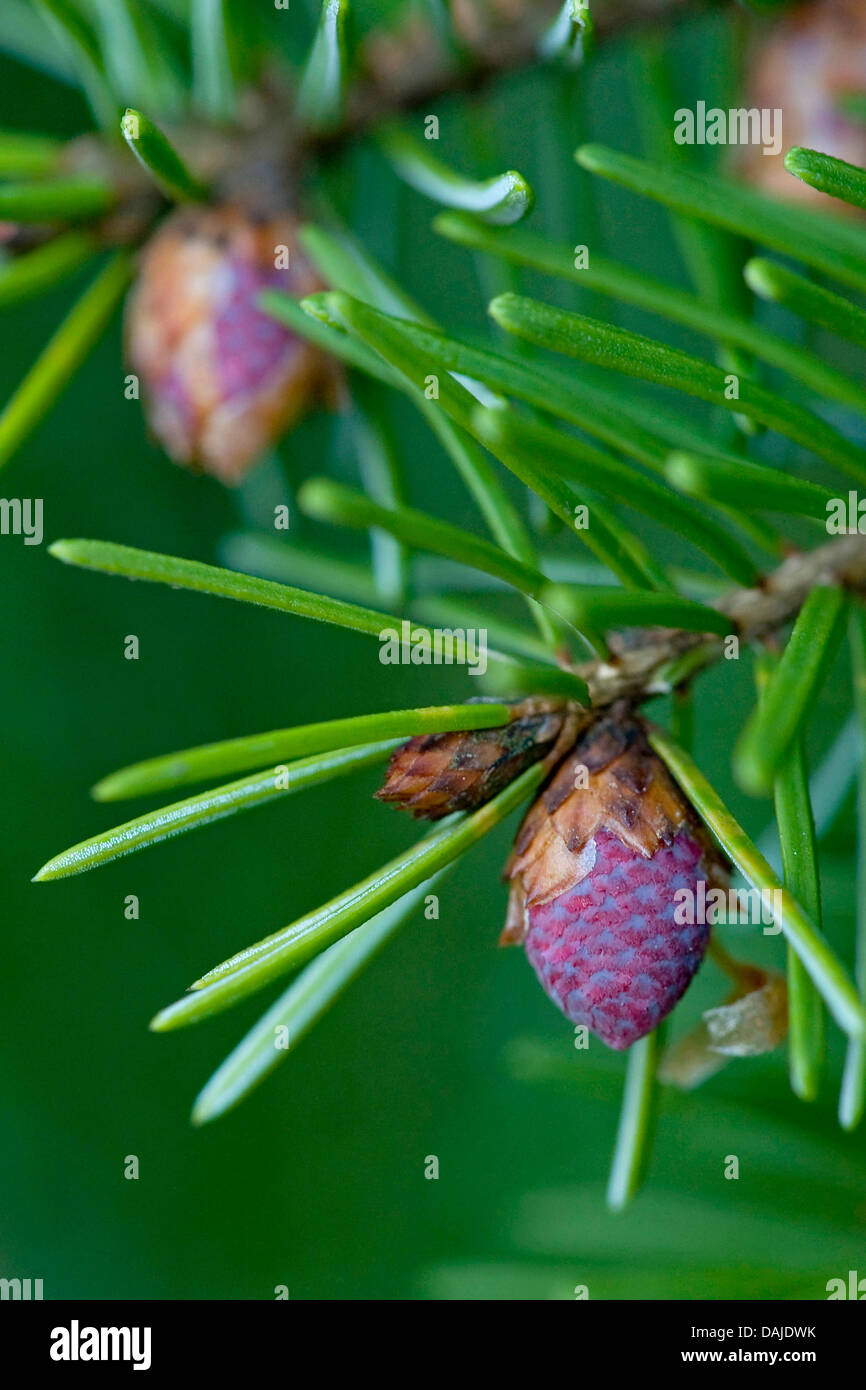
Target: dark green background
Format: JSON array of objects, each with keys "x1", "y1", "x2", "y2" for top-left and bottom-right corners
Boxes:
[{"x1": 1, "y1": 2, "x2": 864, "y2": 1299}]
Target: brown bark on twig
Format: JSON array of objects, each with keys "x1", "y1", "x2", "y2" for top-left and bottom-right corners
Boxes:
[{"x1": 577, "y1": 531, "x2": 866, "y2": 707}]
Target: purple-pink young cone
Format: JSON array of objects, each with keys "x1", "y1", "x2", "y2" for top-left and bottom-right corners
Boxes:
[
  {"x1": 125, "y1": 203, "x2": 337, "y2": 484},
  {"x1": 524, "y1": 827, "x2": 712, "y2": 1049}
]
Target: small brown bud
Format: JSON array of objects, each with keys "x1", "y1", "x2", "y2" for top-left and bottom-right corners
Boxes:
[{"x1": 375, "y1": 698, "x2": 582, "y2": 820}]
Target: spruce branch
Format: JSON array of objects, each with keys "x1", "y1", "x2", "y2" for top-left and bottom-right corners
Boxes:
[{"x1": 11, "y1": 0, "x2": 866, "y2": 1186}]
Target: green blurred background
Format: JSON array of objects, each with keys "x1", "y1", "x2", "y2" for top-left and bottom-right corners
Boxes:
[{"x1": 1, "y1": 1, "x2": 864, "y2": 1299}]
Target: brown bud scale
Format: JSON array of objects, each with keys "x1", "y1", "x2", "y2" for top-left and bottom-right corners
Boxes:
[{"x1": 375, "y1": 698, "x2": 582, "y2": 820}]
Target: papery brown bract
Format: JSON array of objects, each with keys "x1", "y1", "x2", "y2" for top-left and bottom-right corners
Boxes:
[
  {"x1": 126, "y1": 204, "x2": 339, "y2": 484},
  {"x1": 659, "y1": 966, "x2": 788, "y2": 1089},
  {"x1": 703, "y1": 970, "x2": 788, "y2": 1057}
]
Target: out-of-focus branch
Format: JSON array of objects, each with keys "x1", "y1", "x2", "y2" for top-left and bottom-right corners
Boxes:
[
  {"x1": 329, "y1": 0, "x2": 699, "y2": 145},
  {"x1": 53, "y1": 0, "x2": 703, "y2": 238}
]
